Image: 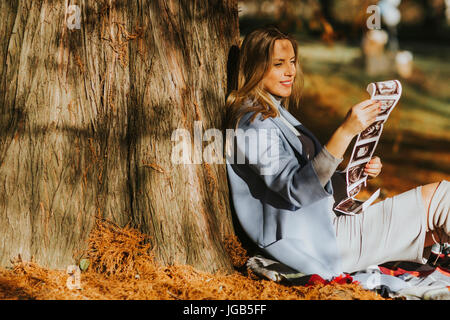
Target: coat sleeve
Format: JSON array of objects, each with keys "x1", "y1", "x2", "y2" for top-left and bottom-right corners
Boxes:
[
  {"x1": 311, "y1": 146, "x2": 343, "y2": 187},
  {"x1": 233, "y1": 120, "x2": 332, "y2": 208}
]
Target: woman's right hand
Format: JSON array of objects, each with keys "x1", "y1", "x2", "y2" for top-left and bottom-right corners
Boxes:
[{"x1": 340, "y1": 99, "x2": 381, "y2": 137}]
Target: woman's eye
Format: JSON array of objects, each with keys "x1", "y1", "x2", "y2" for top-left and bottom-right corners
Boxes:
[{"x1": 274, "y1": 61, "x2": 295, "y2": 67}]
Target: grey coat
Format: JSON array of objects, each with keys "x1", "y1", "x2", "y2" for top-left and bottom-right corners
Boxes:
[{"x1": 226, "y1": 98, "x2": 343, "y2": 279}]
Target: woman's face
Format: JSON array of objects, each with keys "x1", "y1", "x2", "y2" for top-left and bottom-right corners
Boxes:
[{"x1": 261, "y1": 39, "x2": 296, "y2": 98}]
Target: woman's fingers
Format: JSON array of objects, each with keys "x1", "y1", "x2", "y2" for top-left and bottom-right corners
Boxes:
[
  {"x1": 355, "y1": 99, "x2": 378, "y2": 110},
  {"x1": 365, "y1": 166, "x2": 381, "y2": 174},
  {"x1": 370, "y1": 156, "x2": 382, "y2": 164},
  {"x1": 365, "y1": 157, "x2": 382, "y2": 177},
  {"x1": 343, "y1": 100, "x2": 381, "y2": 136},
  {"x1": 365, "y1": 103, "x2": 381, "y2": 118},
  {"x1": 361, "y1": 102, "x2": 381, "y2": 127}
]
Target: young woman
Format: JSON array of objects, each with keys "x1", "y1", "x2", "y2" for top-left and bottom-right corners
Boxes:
[{"x1": 225, "y1": 26, "x2": 449, "y2": 278}]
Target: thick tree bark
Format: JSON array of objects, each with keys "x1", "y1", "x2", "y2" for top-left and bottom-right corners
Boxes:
[{"x1": 0, "y1": 0, "x2": 238, "y2": 273}]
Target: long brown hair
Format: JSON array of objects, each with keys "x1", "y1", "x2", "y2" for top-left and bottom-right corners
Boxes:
[{"x1": 225, "y1": 26, "x2": 304, "y2": 130}]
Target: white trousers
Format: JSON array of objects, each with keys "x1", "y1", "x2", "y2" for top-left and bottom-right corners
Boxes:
[{"x1": 333, "y1": 180, "x2": 449, "y2": 273}]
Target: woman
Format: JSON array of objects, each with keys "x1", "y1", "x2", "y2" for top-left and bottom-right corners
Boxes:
[{"x1": 225, "y1": 26, "x2": 449, "y2": 278}]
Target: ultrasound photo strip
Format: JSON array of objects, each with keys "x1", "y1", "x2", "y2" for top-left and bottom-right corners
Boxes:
[
  {"x1": 367, "y1": 80, "x2": 402, "y2": 121},
  {"x1": 334, "y1": 187, "x2": 380, "y2": 215},
  {"x1": 345, "y1": 157, "x2": 374, "y2": 192},
  {"x1": 377, "y1": 99, "x2": 397, "y2": 118},
  {"x1": 335, "y1": 80, "x2": 402, "y2": 214},
  {"x1": 347, "y1": 177, "x2": 365, "y2": 198},
  {"x1": 346, "y1": 162, "x2": 366, "y2": 185},
  {"x1": 334, "y1": 197, "x2": 364, "y2": 215},
  {"x1": 360, "y1": 120, "x2": 384, "y2": 140},
  {"x1": 345, "y1": 133, "x2": 380, "y2": 197},
  {"x1": 370, "y1": 80, "x2": 401, "y2": 97},
  {"x1": 344, "y1": 80, "x2": 402, "y2": 199},
  {"x1": 353, "y1": 139, "x2": 378, "y2": 161},
  {"x1": 346, "y1": 138, "x2": 379, "y2": 175}
]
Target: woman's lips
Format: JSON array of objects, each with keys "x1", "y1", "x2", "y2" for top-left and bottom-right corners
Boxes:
[{"x1": 280, "y1": 80, "x2": 292, "y2": 87}]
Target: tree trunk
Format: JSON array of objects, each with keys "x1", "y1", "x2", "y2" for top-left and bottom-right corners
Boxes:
[{"x1": 0, "y1": 0, "x2": 238, "y2": 274}]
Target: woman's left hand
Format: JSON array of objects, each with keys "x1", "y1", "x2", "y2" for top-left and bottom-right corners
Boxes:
[{"x1": 365, "y1": 156, "x2": 382, "y2": 178}]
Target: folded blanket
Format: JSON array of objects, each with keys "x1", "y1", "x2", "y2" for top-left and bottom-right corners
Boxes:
[
  {"x1": 246, "y1": 256, "x2": 450, "y2": 300},
  {"x1": 353, "y1": 262, "x2": 450, "y2": 300},
  {"x1": 247, "y1": 255, "x2": 353, "y2": 287}
]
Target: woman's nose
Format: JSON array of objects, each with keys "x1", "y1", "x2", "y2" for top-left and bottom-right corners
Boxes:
[{"x1": 285, "y1": 64, "x2": 295, "y2": 76}]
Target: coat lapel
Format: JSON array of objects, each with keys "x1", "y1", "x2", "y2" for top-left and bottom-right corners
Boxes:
[
  {"x1": 276, "y1": 105, "x2": 324, "y2": 157},
  {"x1": 295, "y1": 123, "x2": 323, "y2": 156},
  {"x1": 278, "y1": 105, "x2": 301, "y2": 126},
  {"x1": 270, "y1": 116, "x2": 304, "y2": 158},
  {"x1": 241, "y1": 94, "x2": 323, "y2": 159}
]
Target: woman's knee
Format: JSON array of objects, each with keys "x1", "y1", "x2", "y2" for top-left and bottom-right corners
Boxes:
[
  {"x1": 421, "y1": 182, "x2": 443, "y2": 246},
  {"x1": 421, "y1": 182, "x2": 441, "y2": 215}
]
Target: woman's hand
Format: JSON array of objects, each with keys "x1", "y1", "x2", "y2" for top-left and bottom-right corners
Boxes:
[
  {"x1": 365, "y1": 156, "x2": 382, "y2": 178},
  {"x1": 324, "y1": 100, "x2": 381, "y2": 160},
  {"x1": 340, "y1": 100, "x2": 381, "y2": 137}
]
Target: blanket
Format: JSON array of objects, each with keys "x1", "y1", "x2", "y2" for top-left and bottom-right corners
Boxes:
[{"x1": 246, "y1": 256, "x2": 450, "y2": 300}]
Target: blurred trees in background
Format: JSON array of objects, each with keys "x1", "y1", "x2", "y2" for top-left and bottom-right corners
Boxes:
[
  {"x1": 238, "y1": 0, "x2": 450, "y2": 43},
  {"x1": 238, "y1": 0, "x2": 450, "y2": 195}
]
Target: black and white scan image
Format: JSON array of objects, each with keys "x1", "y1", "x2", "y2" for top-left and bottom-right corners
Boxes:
[
  {"x1": 353, "y1": 141, "x2": 377, "y2": 162},
  {"x1": 360, "y1": 120, "x2": 384, "y2": 140},
  {"x1": 334, "y1": 197, "x2": 364, "y2": 215},
  {"x1": 347, "y1": 163, "x2": 366, "y2": 185},
  {"x1": 378, "y1": 99, "x2": 396, "y2": 117},
  {"x1": 374, "y1": 80, "x2": 400, "y2": 96},
  {"x1": 347, "y1": 181, "x2": 363, "y2": 198}
]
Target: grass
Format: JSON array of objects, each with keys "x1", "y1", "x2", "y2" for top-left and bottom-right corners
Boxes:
[{"x1": 0, "y1": 219, "x2": 384, "y2": 300}]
